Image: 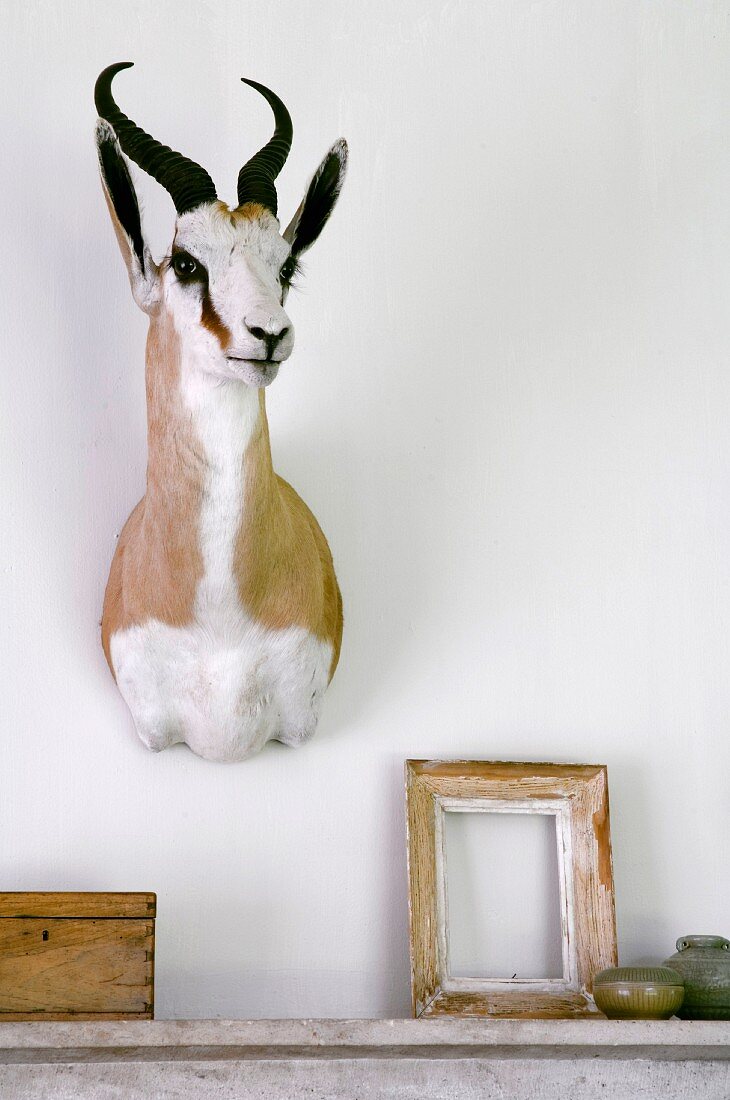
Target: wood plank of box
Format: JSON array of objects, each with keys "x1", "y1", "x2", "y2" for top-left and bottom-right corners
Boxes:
[{"x1": 0, "y1": 892, "x2": 155, "y2": 1021}]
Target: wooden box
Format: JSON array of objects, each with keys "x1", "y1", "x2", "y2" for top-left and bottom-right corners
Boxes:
[{"x1": 0, "y1": 892, "x2": 155, "y2": 1020}]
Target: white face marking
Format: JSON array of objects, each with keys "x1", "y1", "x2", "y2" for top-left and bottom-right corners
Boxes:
[{"x1": 163, "y1": 203, "x2": 296, "y2": 387}]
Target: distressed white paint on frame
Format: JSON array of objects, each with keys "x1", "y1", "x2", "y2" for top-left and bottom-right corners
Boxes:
[
  {"x1": 435, "y1": 797, "x2": 578, "y2": 994},
  {"x1": 442, "y1": 808, "x2": 564, "y2": 980},
  {"x1": 406, "y1": 762, "x2": 616, "y2": 1017}
]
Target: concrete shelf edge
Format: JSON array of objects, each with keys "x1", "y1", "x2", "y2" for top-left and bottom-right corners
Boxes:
[{"x1": 0, "y1": 1018, "x2": 728, "y2": 1065}]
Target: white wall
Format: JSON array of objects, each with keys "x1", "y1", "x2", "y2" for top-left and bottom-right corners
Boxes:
[{"x1": 1, "y1": 0, "x2": 729, "y2": 1018}]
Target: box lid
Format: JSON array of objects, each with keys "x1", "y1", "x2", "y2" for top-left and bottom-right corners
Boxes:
[{"x1": 0, "y1": 892, "x2": 156, "y2": 919}]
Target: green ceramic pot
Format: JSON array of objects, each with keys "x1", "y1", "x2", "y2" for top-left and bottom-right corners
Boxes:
[
  {"x1": 592, "y1": 967, "x2": 684, "y2": 1019},
  {"x1": 663, "y1": 936, "x2": 730, "y2": 1020}
]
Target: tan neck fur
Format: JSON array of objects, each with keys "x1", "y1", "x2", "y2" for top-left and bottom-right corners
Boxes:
[{"x1": 102, "y1": 307, "x2": 342, "y2": 674}]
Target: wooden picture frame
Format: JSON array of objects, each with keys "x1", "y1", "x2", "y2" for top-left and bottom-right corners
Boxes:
[{"x1": 405, "y1": 760, "x2": 617, "y2": 1018}]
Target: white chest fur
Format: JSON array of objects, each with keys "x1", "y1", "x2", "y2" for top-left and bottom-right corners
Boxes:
[{"x1": 109, "y1": 371, "x2": 333, "y2": 762}]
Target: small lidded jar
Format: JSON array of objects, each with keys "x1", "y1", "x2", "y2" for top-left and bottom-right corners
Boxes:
[
  {"x1": 663, "y1": 936, "x2": 730, "y2": 1020},
  {"x1": 592, "y1": 967, "x2": 684, "y2": 1019}
]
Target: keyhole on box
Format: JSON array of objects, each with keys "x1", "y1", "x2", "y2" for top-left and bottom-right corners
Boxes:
[{"x1": 41, "y1": 929, "x2": 49, "y2": 941}]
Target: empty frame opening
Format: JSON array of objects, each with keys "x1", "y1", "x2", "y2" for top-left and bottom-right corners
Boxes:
[{"x1": 444, "y1": 810, "x2": 564, "y2": 980}]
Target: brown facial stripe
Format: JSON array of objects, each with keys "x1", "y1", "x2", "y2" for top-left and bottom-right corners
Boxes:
[{"x1": 201, "y1": 288, "x2": 232, "y2": 349}]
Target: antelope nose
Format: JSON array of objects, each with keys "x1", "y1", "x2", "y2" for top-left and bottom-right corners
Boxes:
[{"x1": 246, "y1": 321, "x2": 290, "y2": 358}]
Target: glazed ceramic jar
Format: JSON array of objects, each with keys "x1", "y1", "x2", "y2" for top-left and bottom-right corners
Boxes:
[
  {"x1": 663, "y1": 936, "x2": 730, "y2": 1019},
  {"x1": 592, "y1": 967, "x2": 684, "y2": 1019}
]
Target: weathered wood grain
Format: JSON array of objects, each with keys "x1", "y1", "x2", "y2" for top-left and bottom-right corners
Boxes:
[
  {"x1": 421, "y1": 990, "x2": 597, "y2": 1018},
  {"x1": 405, "y1": 760, "x2": 617, "y2": 1018},
  {"x1": 0, "y1": 894, "x2": 155, "y2": 1020},
  {"x1": 406, "y1": 766, "x2": 440, "y2": 1016},
  {"x1": 0, "y1": 919, "x2": 154, "y2": 1017},
  {"x1": 0, "y1": 893, "x2": 156, "y2": 919}
]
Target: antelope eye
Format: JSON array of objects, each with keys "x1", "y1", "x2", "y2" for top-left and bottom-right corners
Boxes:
[
  {"x1": 171, "y1": 252, "x2": 199, "y2": 280},
  {"x1": 279, "y1": 256, "x2": 297, "y2": 284}
]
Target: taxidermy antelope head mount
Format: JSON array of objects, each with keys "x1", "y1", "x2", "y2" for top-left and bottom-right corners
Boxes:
[{"x1": 95, "y1": 62, "x2": 347, "y2": 762}]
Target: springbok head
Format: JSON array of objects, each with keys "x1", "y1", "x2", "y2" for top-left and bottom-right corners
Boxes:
[{"x1": 94, "y1": 62, "x2": 347, "y2": 387}]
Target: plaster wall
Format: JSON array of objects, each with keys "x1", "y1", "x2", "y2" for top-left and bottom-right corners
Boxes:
[{"x1": 1, "y1": 0, "x2": 728, "y2": 1017}]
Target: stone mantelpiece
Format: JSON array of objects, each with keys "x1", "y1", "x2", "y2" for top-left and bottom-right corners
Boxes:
[{"x1": 0, "y1": 1018, "x2": 728, "y2": 1098}]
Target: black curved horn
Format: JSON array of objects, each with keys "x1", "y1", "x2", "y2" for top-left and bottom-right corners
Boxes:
[
  {"x1": 94, "y1": 62, "x2": 217, "y2": 215},
  {"x1": 237, "y1": 79, "x2": 293, "y2": 216}
]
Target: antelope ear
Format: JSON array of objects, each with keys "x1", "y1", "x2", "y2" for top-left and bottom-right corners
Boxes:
[
  {"x1": 95, "y1": 119, "x2": 159, "y2": 312},
  {"x1": 284, "y1": 138, "x2": 348, "y2": 256}
]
